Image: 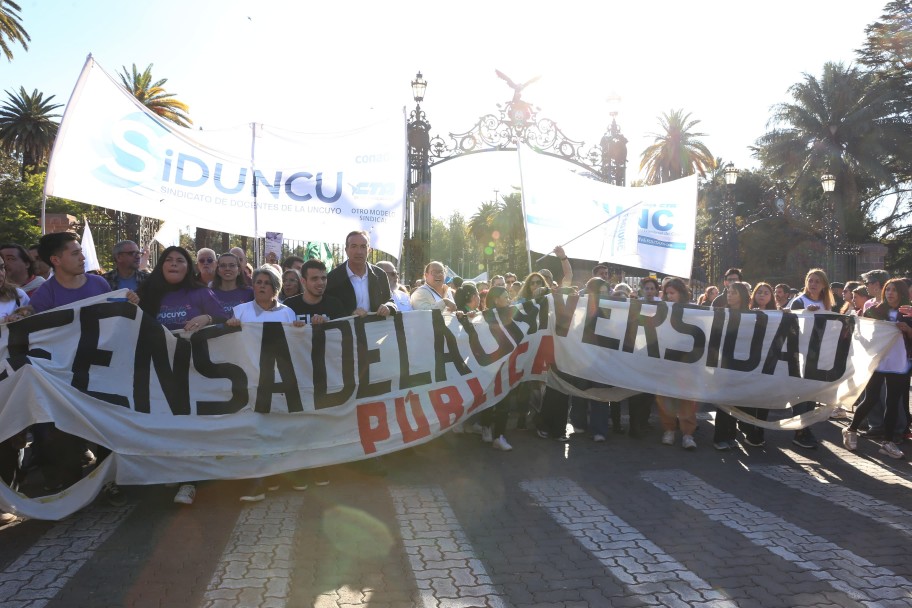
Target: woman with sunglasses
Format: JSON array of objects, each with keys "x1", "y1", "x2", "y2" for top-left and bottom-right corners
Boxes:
[
  {"x1": 211, "y1": 253, "x2": 254, "y2": 318},
  {"x1": 713, "y1": 281, "x2": 751, "y2": 450},
  {"x1": 279, "y1": 268, "x2": 304, "y2": 302}
]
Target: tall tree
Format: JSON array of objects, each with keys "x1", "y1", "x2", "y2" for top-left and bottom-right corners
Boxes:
[
  {"x1": 118, "y1": 63, "x2": 192, "y2": 127},
  {"x1": 857, "y1": 0, "x2": 912, "y2": 101},
  {"x1": 0, "y1": 87, "x2": 61, "y2": 179},
  {"x1": 753, "y1": 61, "x2": 912, "y2": 241},
  {"x1": 0, "y1": 0, "x2": 28, "y2": 61},
  {"x1": 468, "y1": 201, "x2": 499, "y2": 276},
  {"x1": 639, "y1": 109, "x2": 715, "y2": 185}
]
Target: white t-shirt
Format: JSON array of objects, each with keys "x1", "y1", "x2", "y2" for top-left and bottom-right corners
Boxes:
[
  {"x1": 0, "y1": 288, "x2": 29, "y2": 322},
  {"x1": 231, "y1": 301, "x2": 296, "y2": 323}
]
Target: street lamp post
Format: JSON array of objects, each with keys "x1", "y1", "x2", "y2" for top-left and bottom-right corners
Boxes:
[
  {"x1": 406, "y1": 71, "x2": 431, "y2": 284},
  {"x1": 821, "y1": 172, "x2": 837, "y2": 276},
  {"x1": 721, "y1": 162, "x2": 739, "y2": 273}
]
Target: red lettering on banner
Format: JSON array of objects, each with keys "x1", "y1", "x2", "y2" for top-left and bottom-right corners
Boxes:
[
  {"x1": 532, "y1": 335, "x2": 554, "y2": 374},
  {"x1": 357, "y1": 401, "x2": 390, "y2": 454},
  {"x1": 394, "y1": 391, "x2": 431, "y2": 443},
  {"x1": 509, "y1": 341, "x2": 529, "y2": 386},
  {"x1": 466, "y1": 377, "x2": 487, "y2": 414},
  {"x1": 429, "y1": 385, "x2": 464, "y2": 430}
]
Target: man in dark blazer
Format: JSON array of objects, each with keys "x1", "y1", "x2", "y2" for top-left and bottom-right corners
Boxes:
[{"x1": 325, "y1": 230, "x2": 396, "y2": 317}]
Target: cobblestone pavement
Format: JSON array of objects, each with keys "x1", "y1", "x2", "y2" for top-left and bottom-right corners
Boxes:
[{"x1": 2, "y1": 413, "x2": 912, "y2": 607}]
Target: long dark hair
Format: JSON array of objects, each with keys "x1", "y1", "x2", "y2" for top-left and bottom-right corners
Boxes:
[
  {"x1": 661, "y1": 277, "x2": 691, "y2": 303},
  {"x1": 726, "y1": 282, "x2": 751, "y2": 311},
  {"x1": 866, "y1": 278, "x2": 911, "y2": 320},
  {"x1": 749, "y1": 282, "x2": 777, "y2": 310},
  {"x1": 454, "y1": 283, "x2": 479, "y2": 312},
  {"x1": 138, "y1": 246, "x2": 205, "y2": 317}
]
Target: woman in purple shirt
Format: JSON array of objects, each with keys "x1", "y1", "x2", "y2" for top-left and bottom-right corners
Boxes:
[
  {"x1": 137, "y1": 246, "x2": 225, "y2": 505},
  {"x1": 138, "y1": 246, "x2": 224, "y2": 332},
  {"x1": 211, "y1": 253, "x2": 253, "y2": 318}
]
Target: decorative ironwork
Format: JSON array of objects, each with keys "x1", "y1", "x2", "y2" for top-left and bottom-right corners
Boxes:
[{"x1": 404, "y1": 70, "x2": 627, "y2": 281}]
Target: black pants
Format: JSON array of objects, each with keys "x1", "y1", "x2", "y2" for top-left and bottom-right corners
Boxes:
[
  {"x1": 0, "y1": 434, "x2": 22, "y2": 490},
  {"x1": 628, "y1": 392, "x2": 654, "y2": 435},
  {"x1": 713, "y1": 407, "x2": 738, "y2": 442},
  {"x1": 739, "y1": 407, "x2": 770, "y2": 443},
  {"x1": 538, "y1": 386, "x2": 570, "y2": 437},
  {"x1": 481, "y1": 401, "x2": 509, "y2": 438},
  {"x1": 850, "y1": 371, "x2": 910, "y2": 442}
]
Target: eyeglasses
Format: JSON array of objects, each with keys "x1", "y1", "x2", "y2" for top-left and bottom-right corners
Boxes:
[
  {"x1": 198, "y1": 258, "x2": 215, "y2": 264},
  {"x1": 529, "y1": 280, "x2": 544, "y2": 286}
]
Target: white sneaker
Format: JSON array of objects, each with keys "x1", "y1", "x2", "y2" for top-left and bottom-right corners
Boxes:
[
  {"x1": 451, "y1": 423, "x2": 465, "y2": 434},
  {"x1": 1, "y1": 512, "x2": 18, "y2": 524},
  {"x1": 481, "y1": 426, "x2": 494, "y2": 443},
  {"x1": 682, "y1": 435, "x2": 697, "y2": 451},
  {"x1": 492, "y1": 436, "x2": 513, "y2": 451},
  {"x1": 879, "y1": 441, "x2": 904, "y2": 460},
  {"x1": 593, "y1": 434, "x2": 606, "y2": 443},
  {"x1": 173, "y1": 484, "x2": 196, "y2": 505},
  {"x1": 829, "y1": 406, "x2": 850, "y2": 420},
  {"x1": 661, "y1": 431, "x2": 675, "y2": 446},
  {"x1": 467, "y1": 423, "x2": 484, "y2": 435},
  {"x1": 842, "y1": 428, "x2": 858, "y2": 451}
]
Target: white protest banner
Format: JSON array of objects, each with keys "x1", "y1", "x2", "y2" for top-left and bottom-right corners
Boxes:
[
  {"x1": 45, "y1": 56, "x2": 407, "y2": 255},
  {"x1": 520, "y1": 146, "x2": 698, "y2": 276},
  {"x1": 0, "y1": 290, "x2": 898, "y2": 520}
]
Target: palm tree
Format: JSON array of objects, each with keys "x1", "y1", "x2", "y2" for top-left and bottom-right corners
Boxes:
[
  {"x1": 493, "y1": 192, "x2": 527, "y2": 275},
  {"x1": 753, "y1": 61, "x2": 912, "y2": 240},
  {"x1": 0, "y1": 0, "x2": 29, "y2": 62},
  {"x1": 468, "y1": 201, "x2": 499, "y2": 276},
  {"x1": 0, "y1": 87, "x2": 61, "y2": 178},
  {"x1": 118, "y1": 63, "x2": 192, "y2": 127},
  {"x1": 639, "y1": 109, "x2": 716, "y2": 185}
]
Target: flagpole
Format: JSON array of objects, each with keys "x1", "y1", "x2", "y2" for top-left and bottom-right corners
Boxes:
[
  {"x1": 532, "y1": 199, "x2": 646, "y2": 263},
  {"x1": 250, "y1": 122, "x2": 260, "y2": 267},
  {"x1": 516, "y1": 143, "x2": 533, "y2": 274},
  {"x1": 42, "y1": 54, "x2": 96, "y2": 234}
]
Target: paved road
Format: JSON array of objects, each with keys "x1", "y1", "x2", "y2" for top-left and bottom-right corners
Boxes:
[{"x1": 1, "y1": 414, "x2": 912, "y2": 608}]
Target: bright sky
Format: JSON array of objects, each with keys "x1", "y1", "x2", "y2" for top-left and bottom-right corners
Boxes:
[{"x1": 6, "y1": 0, "x2": 887, "y2": 223}]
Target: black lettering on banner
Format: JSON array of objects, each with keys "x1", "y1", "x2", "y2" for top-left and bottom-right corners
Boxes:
[
  {"x1": 552, "y1": 291, "x2": 579, "y2": 337},
  {"x1": 582, "y1": 292, "x2": 620, "y2": 351},
  {"x1": 5, "y1": 309, "x2": 74, "y2": 366},
  {"x1": 804, "y1": 313, "x2": 854, "y2": 381},
  {"x1": 312, "y1": 319, "x2": 355, "y2": 409},
  {"x1": 706, "y1": 308, "x2": 727, "y2": 368},
  {"x1": 762, "y1": 313, "x2": 801, "y2": 377},
  {"x1": 432, "y1": 310, "x2": 471, "y2": 382},
  {"x1": 393, "y1": 313, "x2": 431, "y2": 389},
  {"x1": 255, "y1": 323, "x2": 303, "y2": 413},
  {"x1": 191, "y1": 324, "x2": 249, "y2": 415},
  {"x1": 664, "y1": 304, "x2": 706, "y2": 363},
  {"x1": 622, "y1": 299, "x2": 667, "y2": 358},
  {"x1": 721, "y1": 310, "x2": 768, "y2": 372},
  {"x1": 511, "y1": 300, "x2": 540, "y2": 335},
  {"x1": 538, "y1": 296, "x2": 550, "y2": 330},
  {"x1": 460, "y1": 310, "x2": 514, "y2": 366},
  {"x1": 495, "y1": 306, "x2": 525, "y2": 345},
  {"x1": 355, "y1": 315, "x2": 392, "y2": 399},
  {"x1": 133, "y1": 317, "x2": 191, "y2": 414},
  {"x1": 71, "y1": 302, "x2": 134, "y2": 406}
]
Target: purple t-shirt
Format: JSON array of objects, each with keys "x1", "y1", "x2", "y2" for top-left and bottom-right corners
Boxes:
[
  {"x1": 156, "y1": 287, "x2": 224, "y2": 330},
  {"x1": 29, "y1": 274, "x2": 111, "y2": 313},
  {"x1": 213, "y1": 286, "x2": 254, "y2": 318}
]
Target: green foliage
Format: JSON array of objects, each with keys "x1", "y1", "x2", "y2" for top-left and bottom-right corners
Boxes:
[
  {"x1": 118, "y1": 63, "x2": 192, "y2": 128},
  {"x1": 0, "y1": 87, "x2": 61, "y2": 178},
  {"x1": 0, "y1": 0, "x2": 29, "y2": 62},
  {"x1": 639, "y1": 109, "x2": 716, "y2": 185}
]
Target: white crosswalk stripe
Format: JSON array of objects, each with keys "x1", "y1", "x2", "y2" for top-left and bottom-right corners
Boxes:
[
  {"x1": 201, "y1": 494, "x2": 305, "y2": 608},
  {"x1": 0, "y1": 504, "x2": 133, "y2": 608},
  {"x1": 753, "y1": 464, "x2": 912, "y2": 540},
  {"x1": 389, "y1": 486, "x2": 506, "y2": 608},
  {"x1": 784, "y1": 445, "x2": 912, "y2": 490},
  {"x1": 520, "y1": 477, "x2": 737, "y2": 608},
  {"x1": 642, "y1": 469, "x2": 912, "y2": 607}
]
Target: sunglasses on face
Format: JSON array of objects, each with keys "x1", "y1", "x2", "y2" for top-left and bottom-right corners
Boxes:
[{"x1": 199, "y1": 258, "x2": 215, "y2": 264}]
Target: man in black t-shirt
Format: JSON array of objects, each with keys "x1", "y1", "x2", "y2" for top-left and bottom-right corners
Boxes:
[{"x1": 284, "y1": 259, "x2": 346, "y2": 322}]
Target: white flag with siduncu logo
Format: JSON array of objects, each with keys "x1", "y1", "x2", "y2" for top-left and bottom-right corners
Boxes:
[{"x1": 45, "y1": 56, "x2": 407, "y2": 255}]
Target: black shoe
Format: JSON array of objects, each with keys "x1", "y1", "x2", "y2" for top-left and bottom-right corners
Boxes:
[
  {"x1": 103, "y1": 483, "x2": 126, "y2": 507},
  {"x1": 792, "y1": 429, "x2": 818, "y2": 449},
  {"x1": 612, "y1": 426, "x2": 627, "y2": 435}
]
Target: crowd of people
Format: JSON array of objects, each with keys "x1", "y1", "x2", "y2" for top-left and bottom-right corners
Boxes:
[{"x1": 1, "y1": 229, "x2": 910, "y2": 523}]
